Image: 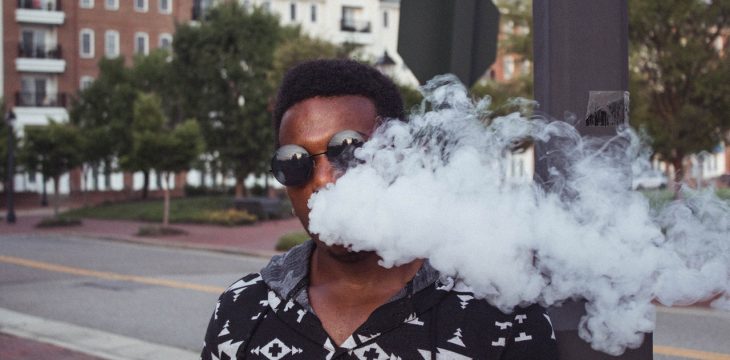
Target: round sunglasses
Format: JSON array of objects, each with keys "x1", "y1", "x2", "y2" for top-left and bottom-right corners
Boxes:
[{"x1": 271, "y1": 130, "x2": 366, "y2": 186}]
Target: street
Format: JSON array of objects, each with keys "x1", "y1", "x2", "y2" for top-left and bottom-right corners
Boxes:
[{"x1": 1, "y1": 233, "x2": 729, "y2": 360}]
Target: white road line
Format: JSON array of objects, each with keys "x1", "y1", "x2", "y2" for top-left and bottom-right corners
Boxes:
[{"x1": 0, "y1": 307, "x2": 199, "y2": 360}]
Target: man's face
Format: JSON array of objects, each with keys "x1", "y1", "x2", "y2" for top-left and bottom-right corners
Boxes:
[{"x1": 278, "y1": 95, "x2": 378, "y2": 254}]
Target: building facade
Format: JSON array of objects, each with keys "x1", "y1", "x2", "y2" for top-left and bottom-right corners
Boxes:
[{"x1": 3, "y1": 0, "x2": 195, "y2": 195}]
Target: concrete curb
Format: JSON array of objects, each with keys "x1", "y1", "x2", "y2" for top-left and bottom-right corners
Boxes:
[{"x1": 0, "y1": 307, "x2": 198, "y2": 360}]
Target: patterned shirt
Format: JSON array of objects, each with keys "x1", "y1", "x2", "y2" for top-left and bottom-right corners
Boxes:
[{"x1": 201, "y1": 241, "x2": 558, "y2": 360}]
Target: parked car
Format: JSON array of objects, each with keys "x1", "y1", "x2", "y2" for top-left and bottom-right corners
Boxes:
[{"x1": 632, "y1": 170, "x2": 668, "y2": 190}]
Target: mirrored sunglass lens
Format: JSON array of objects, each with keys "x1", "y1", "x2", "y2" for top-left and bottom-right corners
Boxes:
[
  {"x1": 327, "y1": 130, "x2": 365, "y2": 157},
  {"x1": 327, "y1": 130, "x2": 365, "y2": 169},
  {"x1": 271, "y1": 145, "x2": 312, "y2": 186}
]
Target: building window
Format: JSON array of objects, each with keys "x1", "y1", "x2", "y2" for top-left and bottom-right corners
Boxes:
[
  {"x1": 20, "y1": 76, "x2": 48, "y2": 107},
  {"x1": 159, "y1": 33, "x2": 173, "y2": 51},
  {"x1": 80, "y1": 0, "x2": 94, "y2": 8},
  {"x1": 104, "y1": 30, "x2": 120, "y2": 58},
  {"x1": 159, "y1": 0, "x2": 172, "y2": 14},
  {"x1": 341, "y1": 6, "x2": 368, "y2": 32},
  {"x1": 289, "y1": 3, "x2": 296, "y2": 21},
  {"x1": 383, "y1": 11, "x2": 388, "y2": 28},
  {"x1": 520, "y1": 59, "x2": 531, "y2": 76},
  {"x1": 503, "y1": 55, "x2": 515, "y2": 80},
  {"x1": 80, "y1": 29, "x2": 94, "y2": 58},
  {"x1": 135, "y1": 32, "x2": 149, "y2": 55},
  {"x1": 105, "y1": 0, "x2": 118, "y2": 10},
  {"x1": 80, "y1": 76, "x2": 94, "y2": 90},
  {"x1": 310, "y1": 4, "x2": 317, "y2": 22},
  {"x1": 135, "y1": 0, "x2": 148, "y2": 12}
]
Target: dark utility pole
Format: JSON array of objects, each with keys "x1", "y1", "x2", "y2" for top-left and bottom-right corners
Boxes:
[
  {"x1": 5, "y1": 111, "x2": 17, "y2": 224},
  {"x1": 533, "y1": 0, "x2": 652, "y2": 359}
]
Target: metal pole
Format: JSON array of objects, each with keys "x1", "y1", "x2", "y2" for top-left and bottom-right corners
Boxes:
[
  {"x1": 533, "y1": 0, "x2": 652, "y2": 358},
  {"x1": 5, "y1": 111, "x2": 16, "y2": 224}
]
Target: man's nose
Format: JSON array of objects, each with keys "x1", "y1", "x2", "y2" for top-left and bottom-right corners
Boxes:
[{"x1": 310, "y1": 156, "x2": 337, "y2": 191}]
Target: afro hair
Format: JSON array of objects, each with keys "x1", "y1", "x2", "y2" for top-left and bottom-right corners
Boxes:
[{"x1": 273, "y1": 59, "x2": 405, "y2": 138}]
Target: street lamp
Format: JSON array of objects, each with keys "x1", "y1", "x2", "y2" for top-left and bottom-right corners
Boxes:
[{"x1": 5, "y1": 110, "x2": 16, "y2": 224}]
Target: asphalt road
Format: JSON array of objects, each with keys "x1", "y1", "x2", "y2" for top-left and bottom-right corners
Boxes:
[{"x1": 1, "y1": 233, "x2": 729, "y2": 359}]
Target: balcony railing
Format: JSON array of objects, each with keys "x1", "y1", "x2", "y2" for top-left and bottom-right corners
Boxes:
[
  {"x1": 340, "y1": 19, "x2": 371, "y2": 33},
  {"x1": 15, "y1": 91, "x2": 67, "y2": 107},
  {"x1": 17, "y1": 0, "x2": 62, "y2": 11},
  {"x1": 18, "y1": 44, "x2": 62, "y2": 59}
]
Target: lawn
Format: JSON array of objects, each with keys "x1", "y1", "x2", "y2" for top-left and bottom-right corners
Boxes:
[
  {"x1": 641, "y1": 188, "x2": 730, "y2": 211},
  {"x1": 62, "y1": 196, "x2": 255, "y2": 225}
]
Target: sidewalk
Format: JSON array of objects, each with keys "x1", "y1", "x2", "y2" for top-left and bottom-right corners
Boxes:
[
  {"x1": 0, "y1": 333, "x2": 103, "y2": 360},
  {"x1": 0, "y1": 207, "x2": 304, "y2": 258}
]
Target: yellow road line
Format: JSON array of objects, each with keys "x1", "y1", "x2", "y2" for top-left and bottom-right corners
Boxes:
[
  {"x1": 654, "y1": 345, "x2": 730, "y2": 360},
  {"x1": 3, "y1": 254, "x2": 730, "y2": 359},
  {"x1": 0, "y1": 255, "x2": 226, "y2": 294}
]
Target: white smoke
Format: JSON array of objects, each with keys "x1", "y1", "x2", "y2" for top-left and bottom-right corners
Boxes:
[{"x1": 307, "y1": 75, "x2": 730, "y2": 355}]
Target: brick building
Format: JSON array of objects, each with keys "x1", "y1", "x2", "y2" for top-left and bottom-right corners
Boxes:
[{"x1": 2, "y1": 0, "x2": 195, "y2": 197}]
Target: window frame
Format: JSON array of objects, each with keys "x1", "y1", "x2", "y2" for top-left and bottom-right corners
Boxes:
[
  {"x1": 79, "y1": 28, "x2": 95, "y2": 59},
  {"x1": 158, "y1": 0, "x2": 172, "y2": 14},
  {"x1": 134, "y1": 32, "x2": 149, "y2": 55},
  {"x1": 80, "y1": 76, "x2": 95, "y2": 90},
  {"x1": 104, "y1": 30, "x2": 120, "y2": 58},
  {"x1": 134, "y1": 0, "x2": 148, "y2": 12},
  {"x1": 80, "y1": 0, "x2": 94, "y2": 9},
  {"x1": 105, "y1": 0, "x2": 118, "y2": 10},
  {"x1": 289, "y1": 3, "x2": 296, "y2": 21},
  {"x1": 159, "y1": 33, "x2": 173, "y2": 51},
  {"x1": 310, "y1": 4, "x2": 316, "y2": 23}
]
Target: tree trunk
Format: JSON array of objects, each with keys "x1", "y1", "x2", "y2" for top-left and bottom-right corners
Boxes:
[
  {"x1": 142, "y1": 170, "x2": 149, "y2": 199},
  {"x1": 162, "y1": 172, "x2": 170, "y2": 228},
  {"x1": 41, "y1": 172, "x2": 48, "y2": 206},
  {"x1": 104, "y1": 158, "x2": 112, "y2": 189},
  {"x1": 92, "y1": 163, "x2": 99, "y2": 191},
  {"x1": 671, "y1": 155, "x2": 685, "y2": 199},
  {"x1": 235, "y1": 175, "x2": 247, "y2": 198},
  {"x1": 53, "y1": 175, "x2": 60, "y2": 217}
]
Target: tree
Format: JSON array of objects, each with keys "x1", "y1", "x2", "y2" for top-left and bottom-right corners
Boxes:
[
  {"x1": 69, "y1": 57, "x2": 136, "y2": 193},
  {"x1": 124, "y1": 93, "x2": 203, "y2": 227},
  {"x1": 629, "y1": 0, "x2": 730, "y2": 195},
  {"x1": 173, "y1": 3, "x2": 281, "y2": 197},
  {"x1": 20, "y1": 121, "x2": 82, "y2": 216}
]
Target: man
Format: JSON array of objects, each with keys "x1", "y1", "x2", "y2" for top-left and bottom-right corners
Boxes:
[{"x1": 201, "y1": 59, "x2": 558, "y2": 359}]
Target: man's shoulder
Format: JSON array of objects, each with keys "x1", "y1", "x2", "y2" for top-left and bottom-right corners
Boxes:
[{"x1": 217, "y1": 273, "x2": 270, "y2": 308}]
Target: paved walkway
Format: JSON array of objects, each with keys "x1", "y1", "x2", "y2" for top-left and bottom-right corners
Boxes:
[
  {"x1": 0, "y1": 333, "x2": 103, "y2": 360},
  {"x1": 1, "y1": 208, "x2": 303, "y2": 258}
]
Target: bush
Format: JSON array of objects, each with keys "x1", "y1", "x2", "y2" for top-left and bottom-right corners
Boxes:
[
  {"x1": 137, "y1": 225, "x2": 187, "y2": 236},
  {"x1": 191, "y1": 209, "x2": 257, "y2": 226},
  {"x1": 36, "y1": 217, "x2": 82, "y2": 228},
  {"x1": 275, "y1": 231, "x2": 309, "y2": 251}
]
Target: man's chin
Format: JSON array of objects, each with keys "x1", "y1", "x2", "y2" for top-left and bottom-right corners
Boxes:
[{"x1": 319, "y1": 242, "x2": 375, "y2": 263}]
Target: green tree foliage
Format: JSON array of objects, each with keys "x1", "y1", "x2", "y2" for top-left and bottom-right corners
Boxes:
[
  {"x1": 173, "y1": 3, "x2": 281, "y2": 197},
  {"x1": 269, "y1": 30, "x2": 343, "y2": 91},
  {"x1": 124, "y1": 93, "x2": 203, "y2": 226},
  {"x1": 629, "y1": 0, "x2": 730, "y2": 193},
  {"x1": 69, "y1": 57, "x2": 135, "y2": 191},
  {"x1": 20, "y1": 121, "x2": 82, "y2": 216}
]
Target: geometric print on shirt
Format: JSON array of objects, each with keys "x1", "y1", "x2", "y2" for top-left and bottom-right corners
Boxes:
[{"x1": 201, "y1": 272, "x2": 558, "y2": 360}]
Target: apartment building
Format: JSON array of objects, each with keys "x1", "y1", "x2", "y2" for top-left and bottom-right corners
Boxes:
[{"x1": 3, "y1": 0, "x2": 195, "y2": 194}]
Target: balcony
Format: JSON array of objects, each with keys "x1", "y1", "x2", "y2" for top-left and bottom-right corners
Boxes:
[
  {"x1": 340, "y1": 19, "x2": 372, "y2": 33},
  {"x1": 338, "y1": 19, "x2": 373, "y2": 45},
  {"x1": 16, "y1": 44, "x2": 66, "y2": 73},
  {"x1": 15, "y1": 91, "x2": 68, "y2": 108},
  {"x1": 16, "y1": 0, "x2": 65, "y2": 25},
  {"x1": 18, "y1": 44, "x2": 63, "y2": 59}
]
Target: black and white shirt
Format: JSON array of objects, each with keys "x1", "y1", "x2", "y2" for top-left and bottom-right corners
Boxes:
[{"x1": 202, "y1": 241, "x2": 558, "y2": 360}]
